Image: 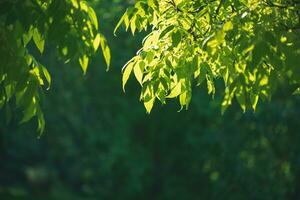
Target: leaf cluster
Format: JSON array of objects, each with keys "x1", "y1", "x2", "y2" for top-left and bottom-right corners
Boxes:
[
  {"x1": 117, "y1": 0, "x2": 300, "y2": 113},
  {"x1": 0, "y1": 0, "x2": 110, "y2": 133}
]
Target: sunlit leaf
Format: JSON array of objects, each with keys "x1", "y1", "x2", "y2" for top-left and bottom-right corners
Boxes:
[
  {"x1": 167, "y1": 82, "x2": 182, "y2": 98},
  {"x1": 250, "y1": 92, "x2": 259, "y2": 111},
  {"x1": 134, "y1": 61, "x2": 145, "y2": 86},
  {"x1": 236, "y1": 87, "x2": 246, "y2": 112},
  {"x1": 38, "y1": 64, "x2": 51, "y2": 90},
  {"x1": 122, "y1": 61, "x2": 135, "y2": 92},
  {"x1": 100, "y1": 34, "x2": 111, "y2": 69},
  {"x1": 93, "y1": 33, "x2": 101, "y2": 51},
  {"x1": 223, "y1": 21, "x2": 233, "y2": 31},
  {"x1": 88, "y1": 6, "x2": 98, "y2": 30},
  {"x1": 33, "y1": 28, "x2": 45, "y2": 54},
  {"x1": 23, "y1": 26, "x2": 33, "y2": 47},
  {"x1": 114, "y1": 11, "x2": 127, "y2": 36},
  {"x1": 144, "y1": 98, "x2": 155, "y2": 113},
  {"x1": 79, "y1": 55, "x2": 89, "y2": 74}
]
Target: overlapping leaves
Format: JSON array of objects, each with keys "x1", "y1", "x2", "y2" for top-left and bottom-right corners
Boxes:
[
  {"x1": 0, "y1": 0, "x2": 110, "y2": 134},
  {"x1": 117, "y1": 0, "x2": 300, "y2": 113}
]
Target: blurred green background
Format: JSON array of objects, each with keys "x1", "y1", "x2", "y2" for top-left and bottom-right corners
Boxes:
[{"x1": 1, "y1": 0, "x2": 300, "y2": 199}]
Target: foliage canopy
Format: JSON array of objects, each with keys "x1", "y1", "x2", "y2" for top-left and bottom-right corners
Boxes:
[
  {"x1": 117, "y1": 0, "x2": 300, "y2": 113},
  {"x1": 1, "y1": 1, "x2": 300, "y2": 199},
  {"x1": 1, "y1": 0, "x2": 300, "y2": 132},
  {"x1": 0, "y1": 0, "x2": 110, "y2": 133}
]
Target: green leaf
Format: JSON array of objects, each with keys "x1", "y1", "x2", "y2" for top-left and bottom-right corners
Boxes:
[
  {"x1": 130, "y1": 15, "x2": 137, "y2": 35},
  {"x1": 148, "y1": 0, "x2": 158, "y2": 8},
  {"x1": 71, "y1": 0, "x2": 79, "y2": 8},
  {"x1": 20, "y1": 98, "x2": 37, "y2": 124},
  {"x1": 236, "y1": 87, "x2": 246, "y2": 112},
  {"x1": 93, "y1": 33, "x2": 101, "y2": 51},
  {"x1": 38, "y1": 64, "x2": 51, "y2": 90},
  {"x1": 159, "y1": 25, "x2": 174, "y2": 39},
  {"x1": 23, "y1": 26, "x2": 33, "y2": 47},
  {"x1": 206, "y1": 75, "x2": 215, "y2": 96},
  {"x1": 134, "y1": 61, "x2": 145, "y2": 86},
  {"x1": 33, "y1": 28, "x2": 45, "y2": 54},
  {"x1": 114, "y1": 11, "x2": 127, "y2": 36},
  {"x1": 100, "y1": 34, "x2": 111, "y2": 69},
  {"x1": 123, "y1": 8, "x2": 132, "y2": 31},
  {"x1": 79, "y1": 55, "x2": 89, "y2": 75},
  {"x1": 145, "y1": 51, "x2": 155, "y2": 64},
  {"x1": 223, "y1": 21, "x2": 233, "y2": 31},
  {"x1": 172, "y1": 30, "x2": 181, "y2": 47},
  {"x1": 36, "y1": 105, "x2": 45, "y2": 136},
  {"x1": 144, "y1": 98, "x2": 155, "y2": 113},
  {"x1": 251, "y1": 41, "x2": 269, "y2": 69},
  {"x1": 222, "y1": 87, "x2": 234, "y2": 115},
  {"x1": 250, "y1": 92, "x2": 259, "y2": 111},
  {"x1": 122, "y1": 61, "x2": 135, "y2": 91},
  {"x1": 197, "y1": 64, "x2": 207, "y2": 86},
  {"x1": 167, "y1": 82, "x2": 182, "y2": 98},
  {"x1": 88, "y1": 6, "x2": 98, "y2": 30},
  {"x1": 179, "y1": 91, "x2": 191, "y2": 110},
  {"x1": 16, "y1": 80, "x2": 37, "y2": 108}
]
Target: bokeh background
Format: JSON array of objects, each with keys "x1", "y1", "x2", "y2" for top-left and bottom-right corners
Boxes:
[{"x1": 1, "y1": 0, "x2": 300, "y2": 199}]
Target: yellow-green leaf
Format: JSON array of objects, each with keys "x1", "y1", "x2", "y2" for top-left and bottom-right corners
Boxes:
[
  {"x1": 167, "y1": 82, "x2": 182, "y2": 98},
  {"x1": 93, "y1": 33, "x2": 101, "y2": 51},
  {"x1": 23, "y1": 26, "x2": 33, "y2": 47},
  {"x1": 134, "y1": 61, "x2": 145, "y2": 86},
  {"x1": 122, "y1": 61, "x2": 135, "y2": 91},
  {"x1": 33, "y1": 28, "x2": 45, "y2": 54},
  {"x1": 179, "y1": 91, "x2": 191, "y2": 110},
  {"x1": 88, "y1": 6, "x2": 98, "y2": 30},
  {"x1": 36, "y1": 105, "x2": 45, "y2": 135},
  {"x1": 100, "y1": 34, "x2": 111, "y2": 69},
  {"x1": 144, "y1": 98, "x2": 155, "y2": 113},
  {"x1": 39, "y1": 64, "x2": 51, "y2": 90},
  {"x1": 236, "y1": 87, "x2": 246, "y2": 112},
  {"x1": 130, "y1": 15, "x2": 137, "y2": 35},
  {"x1": 114, "y1": 11, "x2": 127, "y2": 36},
  {"x1": 223, "y1": 21, "x2": 233, "y2": 31},
  {"x1": 250, "y1": 92, "x2": 259, "y2": 111},
  {"x1": 206, "y1": 75, "x2": 215, "y2": 95},
  {"x1": 79, "y1": 55, "x2": 89, "y2": 74}
]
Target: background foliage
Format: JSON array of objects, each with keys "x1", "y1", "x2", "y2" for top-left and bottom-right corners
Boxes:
[{"x1": 1, "y1": 0, "x2": 300, "y2": 200}]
